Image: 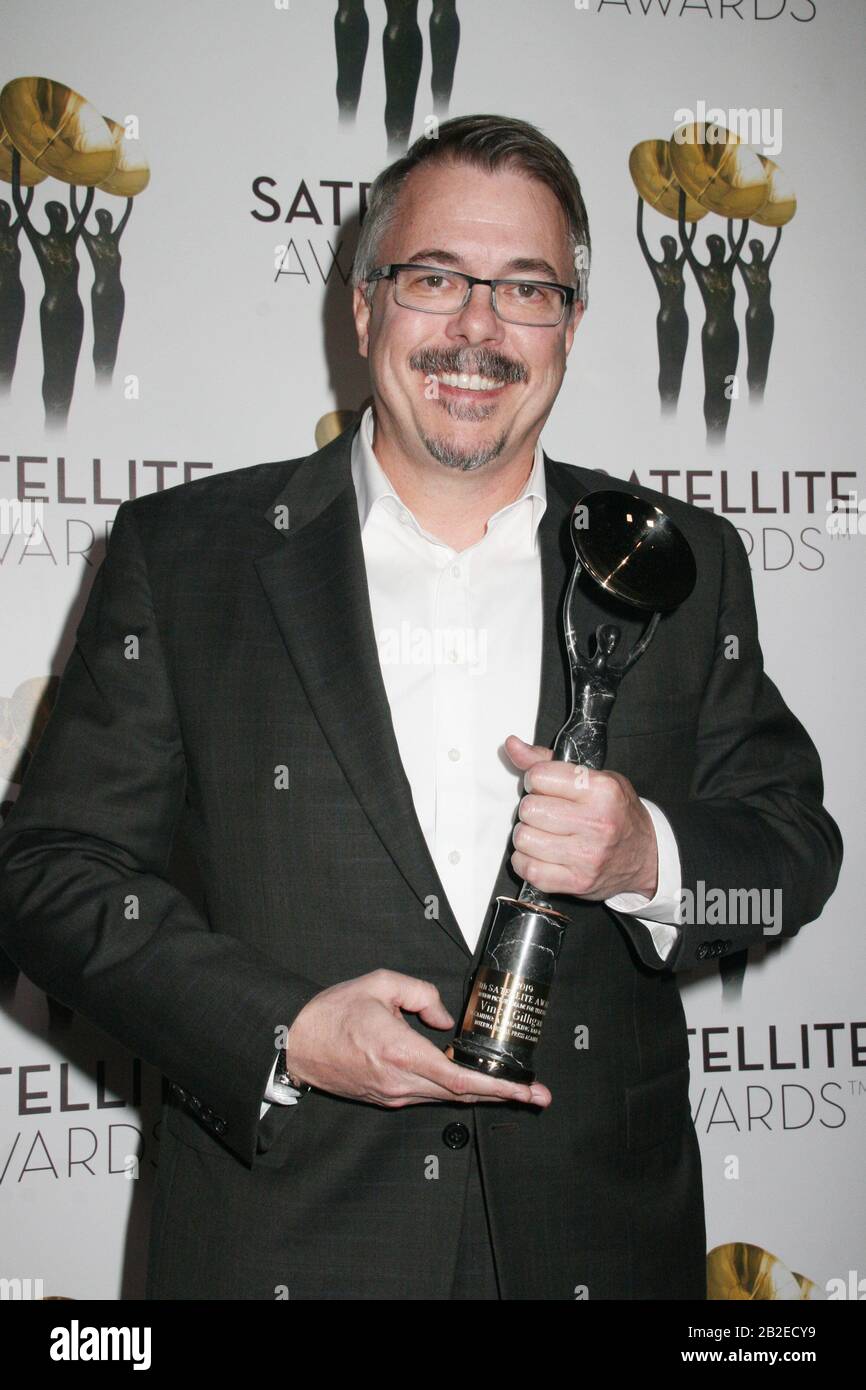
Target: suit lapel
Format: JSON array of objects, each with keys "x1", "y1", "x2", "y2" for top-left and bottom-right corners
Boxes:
[{"x1": 252, "y1": 422, "x2": 605, "y2": 959}]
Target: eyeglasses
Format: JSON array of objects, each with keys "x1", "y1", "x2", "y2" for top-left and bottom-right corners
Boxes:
[{"x1": 366, "y1": 263, "x2": 576, "y2": 327}]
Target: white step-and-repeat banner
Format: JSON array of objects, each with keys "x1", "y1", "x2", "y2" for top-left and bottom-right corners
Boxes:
[{"x1": 1, "y1": 0, "x2": 863, "y2": 1300}]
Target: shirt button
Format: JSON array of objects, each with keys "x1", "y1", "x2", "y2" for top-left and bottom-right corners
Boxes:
[
  {"x1": 448, "y1": 748, "x2": 461, "y2": 762},
  {"x1": 448, "y1": 850, "x2": 461, "y2": 865},
  {"x1": 442, "y1": 1122, "x2": 470, "y2": 1150},
  {"x1": 447, "y1": 650, "x2": 459, "y2": 663},
  {"x1": 451, "y1": 564, "x2": 461, "y2": 578}
]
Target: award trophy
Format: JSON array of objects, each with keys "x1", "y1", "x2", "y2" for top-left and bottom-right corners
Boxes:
[{"x1": 447, "y1": 490, "x2": 697, "y2": 1084}]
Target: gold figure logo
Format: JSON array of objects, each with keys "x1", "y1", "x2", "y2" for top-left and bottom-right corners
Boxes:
[
  {"x1": 0, "y1": 76, "x2": 151, "y2": 423},
  {"x1": 629, "y1": 120, "x2": 797, "y2": 438}
]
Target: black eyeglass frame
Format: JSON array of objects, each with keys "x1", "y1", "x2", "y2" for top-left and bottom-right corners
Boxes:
[{"x1": 365, "y1": 263, "x2": 577, "y2": 326}]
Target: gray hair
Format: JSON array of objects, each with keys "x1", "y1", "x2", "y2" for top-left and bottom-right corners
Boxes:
[{"x1": 352, "y1": 114, "x2": 591, "y2": 311}]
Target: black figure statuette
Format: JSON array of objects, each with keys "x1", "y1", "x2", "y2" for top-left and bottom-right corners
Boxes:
[
  {"x1": 71, "y1": 187, "x2": 133, "y2": 385},
  {"x1": 636, "y1": 194, "x2": 696, "y2": 413},
  {"x1": 335, "y1": 0, "x2": 460, "y2": 151},
  {"x1": 11, "y1": 147, "x2": 94, "y2": 428},
  {"x1": 729, "y1": 221, "x2": 782, "y2": 402},
  {"x1": 0, "y1": 186, "x2": 33, "y2": 394},
  {"x1": 679, "y1": 188, "x2": 749, "y2": 444},
  {"x1": 447, "y1": 490, "x2": 697, "y2": 1084}
]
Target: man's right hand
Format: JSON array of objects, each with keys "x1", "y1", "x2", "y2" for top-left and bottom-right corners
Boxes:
[{"x1": 281, "y1": 969, "x2": 552, "y2": 1109}]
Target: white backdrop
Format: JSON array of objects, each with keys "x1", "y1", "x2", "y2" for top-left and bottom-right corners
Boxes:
[{"x1": 1, "y1": 0, "x2": 863, "y2": 1299}]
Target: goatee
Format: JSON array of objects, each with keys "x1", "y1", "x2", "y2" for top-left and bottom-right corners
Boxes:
[{"x1": 419, "y1": 427, "x2": 509, "y2": 473}]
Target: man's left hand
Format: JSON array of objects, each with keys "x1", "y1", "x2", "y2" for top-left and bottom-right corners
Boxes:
[{"x1": 505, "y1": 734, "x2": 658, "y2": 902}]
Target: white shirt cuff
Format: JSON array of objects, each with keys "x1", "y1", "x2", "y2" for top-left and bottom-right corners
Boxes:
[
  {"x1": 259, "y1": 1051, "x2": 302, "y2": 1118},
  {"x1": 605, "y1": 798, "x2": 682, "y2": 962}
]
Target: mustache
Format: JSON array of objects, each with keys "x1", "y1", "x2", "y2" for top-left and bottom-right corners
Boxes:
[{"x1": 409, "y1": 349, "x2": 525, "y2": 383}]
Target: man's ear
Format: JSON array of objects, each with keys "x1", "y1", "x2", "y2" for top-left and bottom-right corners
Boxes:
[{"x1": 353, "y1": 284, "x2": 371, "y2": 359}]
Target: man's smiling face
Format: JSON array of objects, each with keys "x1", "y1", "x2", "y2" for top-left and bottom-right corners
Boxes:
[{"x1": 353, "y1": 159, "x2": 584, "y2": 476}]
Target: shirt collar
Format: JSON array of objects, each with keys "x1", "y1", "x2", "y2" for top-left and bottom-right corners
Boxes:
[{"x1": 349, "y1": 404, "x2": 547, "y2": 544}]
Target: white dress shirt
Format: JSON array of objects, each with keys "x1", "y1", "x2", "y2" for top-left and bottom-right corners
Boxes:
[{"x1": 262, "y1": 407, "x2": 681, "y2": 1112}]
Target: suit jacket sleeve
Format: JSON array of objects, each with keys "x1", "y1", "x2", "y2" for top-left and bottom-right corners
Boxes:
[
  {"x1": 608, "y1": 513, "x2": 843, "y2": 973},
  {"x1": 0, "y1": 500, "x2": 324, "y2": 1168}
]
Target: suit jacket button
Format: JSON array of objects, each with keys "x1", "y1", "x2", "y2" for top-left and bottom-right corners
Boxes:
[
  {"x1": 213, "y1": 1117, "x2": 227, "y2": 1135},
  {"x1": 442, "y1": 1122, "x2": 470, "y2": 1150}
]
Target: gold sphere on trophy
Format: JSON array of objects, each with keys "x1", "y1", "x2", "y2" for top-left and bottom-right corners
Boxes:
[
  {"x1": 669, "y1": 122, "x2": 770, "y2": 220},
  {"x1": 751, "y1": 154, "x2": 796, "y2": 227},
  {"x1": 707, "y1": 1243, "x2": 819, "y2": 1300},
  {"x1": 0, "y1": 76, "x2": 117, "y2": 185},
  {"x1": 98, "y1": 115, "x2": 151, "y2": 197},
  {"x1": 0, "y1": 113, "x2": 46, "y2": 185},
  {"x1": 628, "y1": 138, "x2": 708, "y2": 221},
  {"x1": 315, "y1": 410, "x2": 360, "y2": 449}
]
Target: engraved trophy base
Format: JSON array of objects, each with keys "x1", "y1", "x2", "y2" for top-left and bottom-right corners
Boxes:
[
  {"x1": 447, "y1": 1037, "x2": 536, "y2": 1084},
  {"x1": 447, "y1": 895, "x2": 571, "y2": 1085}
]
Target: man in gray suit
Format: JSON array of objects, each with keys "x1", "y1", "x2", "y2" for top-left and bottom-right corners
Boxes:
[{"x1": 0, "y1": 115, "x2": 842, "y2": 1299}]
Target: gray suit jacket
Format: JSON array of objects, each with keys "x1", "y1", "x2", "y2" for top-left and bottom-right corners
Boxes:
[{"x1": 0, "y1": 419, "x2": 842, "y2": 1298}]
